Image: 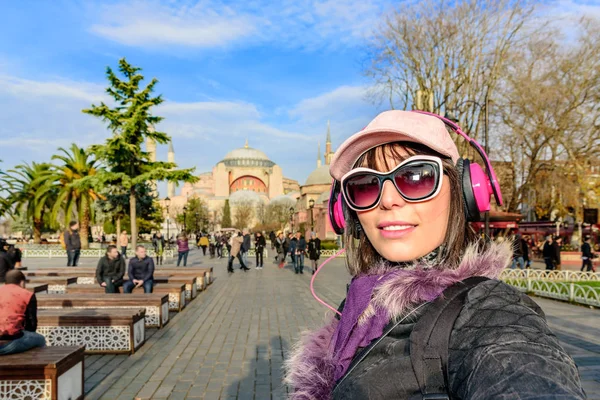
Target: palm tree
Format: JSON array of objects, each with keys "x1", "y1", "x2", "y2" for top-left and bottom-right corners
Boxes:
[
  {"x1": 44, "y1": 144, "x2": 105, "y2": 249},
  {"x1": 4, "y1": 162, "x2": 57, "y2": 243}
]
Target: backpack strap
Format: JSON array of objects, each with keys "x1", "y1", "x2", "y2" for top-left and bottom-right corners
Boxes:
[{"x1": 410, "y1": 276, "x2": 489, "y2": 400}]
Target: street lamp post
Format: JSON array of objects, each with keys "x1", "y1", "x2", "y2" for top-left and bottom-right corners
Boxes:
[
  {"x1": 164, "y1": 197, "x2": 171, "y2": 249},
  {"x1": 445, "y1": 96, "x2": 491, "y2": 238},
  {"x1": 289, "y1": 207, "x2": 295, "y2": 233},
  {"x1": 195, "y1": 212, "x2": 199, "y2": 235},
  {"x1": 309, "y1": 198, "x2": 315, "y2": 232},
  {"x1": 183, "y1": 206, "x2": 188, "y2": 233}
]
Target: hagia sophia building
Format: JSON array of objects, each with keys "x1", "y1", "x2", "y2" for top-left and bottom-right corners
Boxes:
[{"x1": 151, "y1": 123, "x2": 337, "y2": 239}]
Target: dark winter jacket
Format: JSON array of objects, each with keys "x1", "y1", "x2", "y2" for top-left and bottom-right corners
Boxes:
[
  {"x1": 285, "y1": 241, "x2": 585, "y2": 400},
  {"x1": 308, "y1": 238, "x2": 321, "y2": 260},
  {"x1": 295, "y1": 237, "x2": 307, "y2": 254},
  {"x1": 96, "y1": 254, "x2": 126, "y2": 285},
  {"x1": 64, "y1": 229, "x2": 81, "y2": 251},
  {"x1": 0, "y1": 251, "x2": 15, "y2": 283},
  {"x1": 128, "y1": 256, "x2": 155, "y2": 282},
  {"x1": 543, "y1": 241, "x2": 557, "y2": 260},
  {"x1": 581, "y1": 242, "x2": 593, "y2": 259},
  {"x1": 255, "y1": 235, "x2": 266, "y2": 250},
  {"x1": 242, "y1": 234, "x2": 251, "y2": 252}
]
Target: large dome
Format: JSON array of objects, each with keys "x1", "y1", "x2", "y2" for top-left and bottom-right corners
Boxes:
[
  {"x1": 222, "y1": 144, "x2": 274, "y2": 167},
  {"x1": 304, "y1": 165, "x2": 332, "y2": 186}
]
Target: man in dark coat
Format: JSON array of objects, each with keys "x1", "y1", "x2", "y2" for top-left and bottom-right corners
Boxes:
[
  {"x1": 124, "y1": 246, "x2": 155, "y2": 293},
  {"x1": 95, "y1": 245, "x2": 126, "y2": 293},
  {"x1": 242, "y1": 230, "x2": 251, "y2": 266},
  {"x1": 542, "y1": 235, "x2": 558, "y2": 270},
  {"x1": 581, "y1": 236, "x2": 596, "y2": 272},
  {"x1": 64, "y1": 221, "x2": 81, "y2": 267}
]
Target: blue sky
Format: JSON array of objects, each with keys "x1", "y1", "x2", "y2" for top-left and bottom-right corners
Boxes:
[{"x1": 0, "y1": 0, "x2": 598, "y2": 196}]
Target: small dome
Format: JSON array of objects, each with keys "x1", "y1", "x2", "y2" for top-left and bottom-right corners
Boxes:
[
  {"x1": 304, "y1": 165, "x2": 332, "y2": 186},
  {"x1": 221, "y1": 145, "x2": 274, "y2": 167}
]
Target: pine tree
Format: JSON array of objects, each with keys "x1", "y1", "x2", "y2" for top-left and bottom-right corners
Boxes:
[
  {"x1": 83, "y1": 58, "x2": 197, "y2": 247},
  {"x1": 222, "y1": 199, "x2": 232, "y2": 228}
]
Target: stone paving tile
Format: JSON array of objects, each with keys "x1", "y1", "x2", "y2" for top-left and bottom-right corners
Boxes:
[{"x1": 77, "y1": 250, "x2": 600, "y2": 399}]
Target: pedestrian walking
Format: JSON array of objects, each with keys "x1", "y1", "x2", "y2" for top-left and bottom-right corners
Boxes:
[
  {"x1": 541, "y1": 235, "x2": 558, "y2": 270},
  {"x1": 307, "y1": 232, "x2": 321, "y2": 275},
  {"x1": 242, "y1": 230, "x2": 251, "y2": 266},
  {"x1": 285, "y1": 110, "x2": 584, "y2": 399},
  {"x1": 64, "y1": 221, "x2": 81, "y2": 267},
  {"x1": 199, "y1": 234, "x2": 209, "y2": 256},
  {"x1": 289, "y1": 233, "x2": 297, "y2": 267},
  {"x1": 176, "y1": 233, "x2": 190, "y2": 267},
  {"x1": 152, "y1": 232, "x2": 166, "y2": 266},
  {"x1": 511, "y1": 232, "x2": 525, "y2": 269},
  {"x1": 269, "y1": 230, "x2": 276, "y2": 250},
  {"x1": 255, "y1": 232, "x2": 266, "y2": 269},
  {"x1": 294, "y1": 232, "x2": 306, "y2": 274},
  {"x1": 119, "y1": 230, "x2": 129, "y2": 258},
  {"x1": 522, "y1": 235, "x2": 531, "y2": 268},
  {"x1": 275, "y1": 231, "x2": 285, "y2": 268},
  {"x1": 581, "y1": 236, "x2": 596, "y2": 272},
  {"x1": 228, "y1": 232, "x2": 249, "y2": 272}
]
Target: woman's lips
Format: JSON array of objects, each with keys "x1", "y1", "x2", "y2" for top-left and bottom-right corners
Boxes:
[{"x1": 377, "y1": 221, "x2": 417, "y2": 239}]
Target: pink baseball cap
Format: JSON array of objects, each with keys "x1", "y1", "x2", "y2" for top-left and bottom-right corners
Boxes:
[{"x1": 329, "y1": 110, "x2": 460, "y2": 181}]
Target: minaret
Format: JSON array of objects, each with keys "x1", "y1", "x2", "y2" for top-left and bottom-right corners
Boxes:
[
  {"x1": 317, "y1": 142, "x2": 322, "y2": 168},
  {"x1": 325, "y1": 120, "x2": 333, "y2": 165},
  {"x1": 167, "y1": 141, "x2": 176, "y2": 198},
  {"x1": 146, "y1": 137, "x2": 157, "y2": 195}
]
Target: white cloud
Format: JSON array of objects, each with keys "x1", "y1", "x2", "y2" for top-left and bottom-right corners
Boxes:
[
  {"x1": 289, "y1": 85, "x2": 369, "y2": 123},
  {"x1": 87, "y1": 0, "x2": 393, "y2": 50},
  {"x1": 89, "y1": 0, "x2": 257, "y2": 48}
]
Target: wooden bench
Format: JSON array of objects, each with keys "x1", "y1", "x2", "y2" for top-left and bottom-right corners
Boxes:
[
  {"x1": 152, "y1": 276, "x2": 198, "y2": 301},
  {"x1": 0, "y1": 345, "x2": 84, "y2": 400},
  {"x1": 37, "y1": 293, "x2": 169, "y2": 328},
  {"x1": 156, "y1": 267, "x2": 211, "y2": 288},
  {"x1": 65, "y1": 283, "x2": 186, "y2": 312},
  {"x1": 37, "y1": 309, "x2": 146, "y2": 354},
  {"x1": 25, "y1": 270, "x2": 96, "y2": 285},
  {"x1": 26, "y1": 276, "x2": 78, "y2": 294},
  {"x1": 0, "y1": 282, "x2": 48, "y2": 294}
]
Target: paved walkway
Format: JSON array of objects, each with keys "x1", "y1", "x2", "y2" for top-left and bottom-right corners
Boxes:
[{"x1": 27, "y1": 249, "x2": 600, "y2": 399}]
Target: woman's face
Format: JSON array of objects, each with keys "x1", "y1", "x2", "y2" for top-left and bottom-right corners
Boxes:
[{"x1": 356, "y1": 147, "x2": 451, "y2": 262}]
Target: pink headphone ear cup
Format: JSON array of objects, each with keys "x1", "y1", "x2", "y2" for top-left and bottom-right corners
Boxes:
[
  {"x1": 334, "y1": 195, "x2": 346, "y2": 230},
  {"x1": 469, "y1": 163, "x2": 492, "y2": 213}
]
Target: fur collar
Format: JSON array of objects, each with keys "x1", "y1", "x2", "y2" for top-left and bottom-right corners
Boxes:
[{"x1": 284, "y1": 240, "x2": 512, "y2": 400}]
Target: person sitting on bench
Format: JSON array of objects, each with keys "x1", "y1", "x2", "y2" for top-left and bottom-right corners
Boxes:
[
  {"x1": 124, "y1": 245, "x2": 154, "y2": 294},
  {"x1": 0, "y1": 270, "x2": 46, "y2": 355},
  {"x1": 96, "y1": 245, "x2": 126, "y2": 293}
]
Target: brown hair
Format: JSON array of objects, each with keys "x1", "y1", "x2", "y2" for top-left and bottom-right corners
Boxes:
[{"x1": 343, "y1": 141, "x2": 480, "y2": 276}]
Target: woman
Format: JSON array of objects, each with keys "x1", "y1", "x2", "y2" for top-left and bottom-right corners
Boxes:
[
  {"x1": 255, "y1": 232, "x2": 266, "y2": 269},
  {"x1": 285, "y1": 110, "x2": 583, "y2": 399},
  {"x1": 199, "y1": 234, "x2": 209, "y2": 256},
  {"x1": 176, "y1": 233, "x2": 189, "y2": 267},
  {"x1": 307, "y1": 232, "x2": 321, "y2": 275},
  {"x1": 152, "y1": 232, "x2": 166, "y2": 266}
]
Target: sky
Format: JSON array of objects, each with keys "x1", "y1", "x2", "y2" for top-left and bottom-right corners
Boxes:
[{"x1": 0, "y1": 0, "x2": 598, "y2": 197}]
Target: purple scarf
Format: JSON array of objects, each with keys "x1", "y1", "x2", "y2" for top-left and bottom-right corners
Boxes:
[{"x1": 329, "y1": 271, "x2": 396, "y2": 381}]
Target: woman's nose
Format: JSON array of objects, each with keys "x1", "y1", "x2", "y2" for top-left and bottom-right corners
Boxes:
[{"x1": 379, "y1": 180, "x2": 407, "y2": 209}]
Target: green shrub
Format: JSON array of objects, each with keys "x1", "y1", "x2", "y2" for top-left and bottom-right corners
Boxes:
[{"x1": 320, "y1": 240, "x2": 339, "y2": 250}]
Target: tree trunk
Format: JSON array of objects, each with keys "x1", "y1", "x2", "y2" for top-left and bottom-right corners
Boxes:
[
  {"x1": 130, "y1": 188, "x2": 137, "y2": 248},
  {"x1": 116, "y1": 217, "x2": 121, "y2": 241},
  {"x1": 33, "y1": 218, "x2": 42, "y2": 244},
  {"x1": 80, "y1": 196, "x2": 90, "y2": 250}
]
